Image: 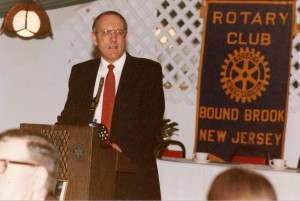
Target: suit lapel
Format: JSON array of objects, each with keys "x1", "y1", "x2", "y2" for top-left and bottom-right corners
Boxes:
[
  {"x1": 115, "y1": 54, "x2": 139, "y2": 105},
  {"x1": 86, "y1": 59, "x2": 101, "y2": 100},
  {"x1": 111, "y1": 54, "x2": 140, "y2": 131},
  {"x1": 81, "y1": 59, "x2": 100, "y2": 123}
]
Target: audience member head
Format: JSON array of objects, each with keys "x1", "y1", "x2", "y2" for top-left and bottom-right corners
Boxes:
[
  {"x1": 207, "y1": 167, "x2": 277, "y2": 200},
  {"x1": 0, "y1": 129, "x2": 59, "y2": 200}
]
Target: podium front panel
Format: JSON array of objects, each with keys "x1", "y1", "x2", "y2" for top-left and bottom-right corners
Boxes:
[{"x1": 20, "y1": 123, "x2": 135, "y2": 200}]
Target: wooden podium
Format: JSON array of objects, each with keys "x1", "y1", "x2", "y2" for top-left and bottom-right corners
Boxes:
[{"x1": 20, "y1": 123, "x2": 135, "y2": 200}]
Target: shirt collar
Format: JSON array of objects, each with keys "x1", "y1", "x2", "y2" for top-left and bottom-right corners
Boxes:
[{"x1": 100, "y1": 53, "x2": 126, "y2": 72}]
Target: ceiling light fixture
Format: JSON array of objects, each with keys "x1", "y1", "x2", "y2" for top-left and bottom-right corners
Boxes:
[{"x1": 1, "y1": 0, "x2": 52, "y2": 39}]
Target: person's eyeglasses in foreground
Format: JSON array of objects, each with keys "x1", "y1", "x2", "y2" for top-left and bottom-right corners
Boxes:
[{"x1": 0, "y1": 159, "x2": 39, "y2": 174}]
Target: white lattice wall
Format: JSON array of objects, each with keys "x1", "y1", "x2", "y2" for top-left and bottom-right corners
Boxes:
[
  {"x1": 154, "y1": 0, "x2": 202, "y2": 105},
  {"x1": 289, "y1": 0, "x2": 300, "y2": 112},
  {"x1": 66, "y1": 0, "x2": 157, "y2": 65},
  {"x1": 67, "y1": 0, "x2": 300, "y2": 111}
]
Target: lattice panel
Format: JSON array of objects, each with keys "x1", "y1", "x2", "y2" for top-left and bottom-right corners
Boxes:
[
  {"x1": 65, "y1": 0, "x2": 157, "y2": 65},
  {"x1": 289, "y1": 0, "x2": 300, "y2": 112},
  {"x1": 154, "y1": 0, "x2": 202, "y2": 104},
  {"x1": 41, "y1": 129, "x2": 70, "y2": 180}
]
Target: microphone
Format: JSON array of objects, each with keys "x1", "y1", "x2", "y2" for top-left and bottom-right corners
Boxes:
[
  {"x1": 94, "y1": 77, "x2": 105, "y2": 105},
  {"x1": 91, "y1": 77, "x2": 104, "y2": 111}
]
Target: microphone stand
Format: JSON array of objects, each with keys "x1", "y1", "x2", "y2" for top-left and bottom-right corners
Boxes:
[
  {"x1": 89, "y1": 77, "x2": 109, "y2": 142},
  {"x1": 90, "y1": 77, "x2": 104, "y2": 121}
]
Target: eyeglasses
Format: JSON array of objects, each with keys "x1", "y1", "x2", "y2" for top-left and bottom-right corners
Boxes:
[
  {"x1": 0, "y1": 159, "x2": 39, "y2": 174},
  {"x1": 94, "y1": 29, "x2": 127, "y2": 38}
]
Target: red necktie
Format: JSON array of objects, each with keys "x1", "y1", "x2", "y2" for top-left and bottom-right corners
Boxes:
[{"x1": 101, "y1": 64, "x2": 115, "y2": 138}]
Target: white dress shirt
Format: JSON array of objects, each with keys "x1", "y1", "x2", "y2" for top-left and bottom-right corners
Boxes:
[{"x1": 92, "y1": 53, "x2": 126, "y2": 123}]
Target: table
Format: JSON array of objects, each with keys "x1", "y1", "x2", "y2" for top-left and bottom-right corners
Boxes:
[{"x1": 157, "y1": 158, "x2": 300, "y2": 200}]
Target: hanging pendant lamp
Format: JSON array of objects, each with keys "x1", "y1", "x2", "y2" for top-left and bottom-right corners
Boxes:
[{"x1": 1, "y1": 0, "x2": 52, "y2": 39}]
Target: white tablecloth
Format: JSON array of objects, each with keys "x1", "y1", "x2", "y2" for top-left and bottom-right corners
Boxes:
[{"x1": 157, "y1": 158, "x2": 300, "y2": 200}]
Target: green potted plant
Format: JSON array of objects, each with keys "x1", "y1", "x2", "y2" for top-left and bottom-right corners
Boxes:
[{"x1": 155, "y1": 119, "x2": 185, "y2": 158}]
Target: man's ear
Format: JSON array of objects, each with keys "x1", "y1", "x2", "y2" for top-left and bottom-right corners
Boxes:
[
  {"x1": 32, "y1": 166, "x2": 49, "y2": 200},
  {"x1": 91, "y1": 32, "x2": 98, "y2": 46}
]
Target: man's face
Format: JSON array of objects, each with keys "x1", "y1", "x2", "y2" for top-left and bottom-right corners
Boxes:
[
  {"x1": 91, "y1": 14, "x2": 128, "y2": 63},
  {"x1": 0, "y1": 138, "x2": 37, "y2": 200}
]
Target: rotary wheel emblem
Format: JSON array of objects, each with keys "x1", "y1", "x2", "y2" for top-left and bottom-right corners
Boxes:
[
  {"x1": 71, "y1": 143, "x2": 86, "y2": 161},
  {"x1": 220, "y1": 47, "x2": 270, "y2": 103}
]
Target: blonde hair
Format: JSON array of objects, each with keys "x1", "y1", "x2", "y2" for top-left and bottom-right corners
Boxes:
[{"x1": 207, "y1": 168, "x2": 277, "y2": 200}]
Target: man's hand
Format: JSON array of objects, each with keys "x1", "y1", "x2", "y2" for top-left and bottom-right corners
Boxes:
[{"x1": 110, "y1": 143, "x2": 122, "y2": 152}]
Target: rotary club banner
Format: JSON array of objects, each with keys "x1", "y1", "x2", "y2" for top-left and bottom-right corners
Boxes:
[{"x1": 195, "y1": 0, "x2": 296, "y2": 161}]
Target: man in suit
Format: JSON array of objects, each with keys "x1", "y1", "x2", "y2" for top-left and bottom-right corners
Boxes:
[{"x1": 57, "y1": 10, "x2": 165, "y2": 200}]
